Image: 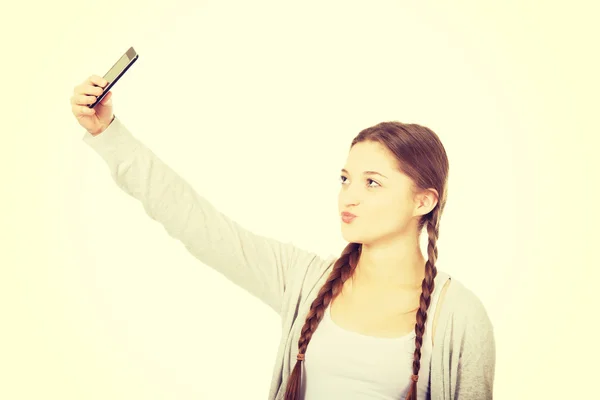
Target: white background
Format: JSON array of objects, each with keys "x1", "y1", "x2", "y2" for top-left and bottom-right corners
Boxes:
[{"x1": 1, "y1": 0, "x2": 598, "y2": 398}]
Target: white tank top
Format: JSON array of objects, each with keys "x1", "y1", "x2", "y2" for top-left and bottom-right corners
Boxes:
[{"x1": 299, "y1": 271, "x2": 449, "y2": 400}]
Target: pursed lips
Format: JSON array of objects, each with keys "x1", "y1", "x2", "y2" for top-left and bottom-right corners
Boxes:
[{"x1": 341, "y1": 211, "x2": 357, "y2": 222}]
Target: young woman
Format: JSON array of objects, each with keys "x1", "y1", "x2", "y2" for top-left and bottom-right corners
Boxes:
[{"x1": 70, "y1": 75, "x2": 495, "y2": 400}]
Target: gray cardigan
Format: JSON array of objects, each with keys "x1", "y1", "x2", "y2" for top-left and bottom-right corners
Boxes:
[{"x1": 82, "y1": 116, "x2": 496, "y2": 399}]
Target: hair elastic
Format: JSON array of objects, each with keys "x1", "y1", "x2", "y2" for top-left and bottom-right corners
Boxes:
[{"x1": 296, "y1": 353, "x2": 305, "y2": 361}]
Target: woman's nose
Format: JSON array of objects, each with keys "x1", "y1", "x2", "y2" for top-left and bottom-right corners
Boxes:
[{"x1": 340, "y1": 188, "x2": 361, "y2": 207}]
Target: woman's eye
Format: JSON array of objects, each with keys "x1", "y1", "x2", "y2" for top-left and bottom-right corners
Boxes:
[
  {"x1": 339, "y1": 176, "x2": 380, "y2": 188},
  {"x1": 367, "y1": 179, "x2": 380, "y2": 188}
]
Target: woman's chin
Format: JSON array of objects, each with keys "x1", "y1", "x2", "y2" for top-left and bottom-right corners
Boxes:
[{"x1": 341, "y1": 230, "x2": 362, "y2": 243}]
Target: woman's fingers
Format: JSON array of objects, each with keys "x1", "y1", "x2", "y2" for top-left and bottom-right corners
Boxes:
[
  {"x1": 72, "y1": 75, "x2": 105, "y2": 100},
  {"x1": 88, "y1": 74, "x2": 107, "y2": 88},
  {"x1": 71, "y1": 93, "x2": 98, "y2": 106},
  {"x1": 72, "y1": 103, "x2": 96, "y2": 117},
  {"x1": 74, "y1": 83, "x2": 103, "y2": 97}
]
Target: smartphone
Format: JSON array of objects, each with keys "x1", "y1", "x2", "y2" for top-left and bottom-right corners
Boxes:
[{"x1": 88, "y1": 46, "x2": 139, "y2": 108}]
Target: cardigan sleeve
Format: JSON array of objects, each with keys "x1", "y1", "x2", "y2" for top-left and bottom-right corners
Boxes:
[{"x1": 81, "y1": 116, "x2": 312, "y2": 316}]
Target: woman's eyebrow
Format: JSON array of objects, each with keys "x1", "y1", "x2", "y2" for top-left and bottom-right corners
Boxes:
[{"x1": 341, "y1": 168, "x2": 388, "y2": 179}]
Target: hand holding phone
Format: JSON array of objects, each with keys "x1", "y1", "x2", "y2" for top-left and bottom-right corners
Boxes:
[
  {"x1": 70, "y1": 47, "x2": 139, "y2": 136},
  {"x1": 88, "y1": 47, "x2": 138, "y2": 108}
]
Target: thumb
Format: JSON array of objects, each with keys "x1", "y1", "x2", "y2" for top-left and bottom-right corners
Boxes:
[{"x1": 101, "y1": 91, "x2": 112, "y2": 107}]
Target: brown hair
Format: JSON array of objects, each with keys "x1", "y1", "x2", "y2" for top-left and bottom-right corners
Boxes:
[{"x1": 284, "y1": 121, "x2": 449, "y2": 400}]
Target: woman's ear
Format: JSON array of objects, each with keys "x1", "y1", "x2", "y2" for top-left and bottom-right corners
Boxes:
[{"x1": 413, "y1": 188, "x2": 439, "y2": 217}]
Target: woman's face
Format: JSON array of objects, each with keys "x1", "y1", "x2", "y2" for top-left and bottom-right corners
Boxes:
[{"x1": 338, "y1": 140, "x2": 418, "y2": 245}]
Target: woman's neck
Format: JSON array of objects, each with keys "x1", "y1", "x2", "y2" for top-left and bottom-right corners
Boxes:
[{"x1": 355, "y1": 239, "x2": 427, "y2": 289}]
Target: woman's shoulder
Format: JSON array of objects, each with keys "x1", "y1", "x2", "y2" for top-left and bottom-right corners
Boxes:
[
  {"x1": 433, "y1": 272, "x2": 497, "y2": 393},
  {"x1": 443, "y1": 273, "x2": 490, "y2": 311},
  {"x1": 438, "y1": 271, "x2": 495, "y2": 334}
]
